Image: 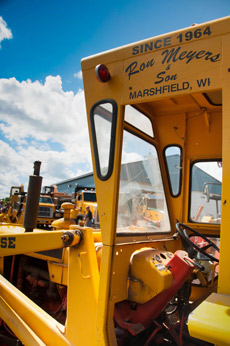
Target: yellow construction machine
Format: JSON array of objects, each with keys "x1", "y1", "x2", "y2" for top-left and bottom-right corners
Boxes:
[
  {"x1": 0, "y1": 185, "x2": 25, "y2": 225},
  {"x1": 70, "y1": 185, "x2": 97, "y2": 225},
  {"x1": 0, "y1": 16, "x2": 230, "y2": 346},
  {"x1": 51, "y1": 185, "x2": 98, "y2": 230},
  {"x1": 36, "y1": 194, "x2": 56, "y2": 229},
  {"x1": 0, "y1": 183, "x2": 57, "y2": 229}
]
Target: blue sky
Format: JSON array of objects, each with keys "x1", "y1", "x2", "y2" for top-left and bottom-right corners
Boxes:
[{"x1": 0, "y1": 0, "x2": 229, "y2": 197}]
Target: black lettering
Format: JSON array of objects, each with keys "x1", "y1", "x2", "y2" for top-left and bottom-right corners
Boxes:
[
  {"x1": 204, "y1": 52, "x2": 213, "y2": 60},
  {"x1": 132, "y1": 46, "x2": 139, "y2": 55},
  {"x1": 164, "y1": 37, "x2": 171, "y2": 47},
  {"x1": 209, "y1": 53, "x2": 221, "y2": 62},
  {"x1": 128, "y1": 81, "x2": 190, "y2": 100},
  {"x1": 155, "y1": 71, "x2": 165, "y2": 84},
  {"x1": 155, "y1": 71, "x2": 177, "y2": 84},
  {"x1": 155, "y1": 86, "x2": 162, "y2": 94},
  {"x1": 165, "y1": 74, "x2": 177, "y2": 82},
  {"x1": 162, "y1": 47, "x2": 221, "y2": 65},
  {"x1": 146, "y1": 59, "x2": 154, "y2": 68},
  {"x1": 143, "y1": 89, "x2": 149, "y2": 97},
  {"x1": 195, "y1": 50, "x2": 206, "y2": 59},
  {"x1": 132, "y1": 37, "x2": 172, "y2": 56},
  {"x1": 186, "y1": 51, "x2": 197, "y2": 63},
  {"x1": 125, "y1": 61, "x2": 139, "y2": 80},
  {"x1": 129, "y1": 91, "x2": 137, "y2": 99},
  {"x1": 8, "y1": 237, "x2": 16, "y2": 249},
  {"x1": 144, "y1": 42, "x2": 153, "y2": 53},
  {"x1": 1, "y1": 237, "x2": 7, "y2": 248},
  {"x1": 197, "y1": 78, "x2": 209, "y2": 87},
  {"x1": 140, "y1": 62, "x2": 146, "y2": 71},
  {"x1": 183, "y1": 82, "x2": 189, "y2": 90},
  {"x1": 178, "y1": 51, "x2": 188, "y2": 60},
  {"x1": 154, "y1": 40, "x2": 162, "y2": 49},
  {"x1": 149, "y1": 88, "x2": 155, "y2": 96},
  {"x1": 171, "y1": 83, "x2": 177, "y2": 92},
  {"x1": 161, "y1": 47, "x2": 181, "y2": 64},
  {"x1": 203, "y1": 26, "x2": 212, "y2": 36}
]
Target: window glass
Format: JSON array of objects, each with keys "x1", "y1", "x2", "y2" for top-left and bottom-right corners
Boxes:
[
  {"x1": 83, "y1": 192, "x2": 97, "y2": 202},
  {"x1": 190, "y1": 161, "x2": 222, "y2": 224},
  {"x1": 165, "y1": 146, "x2": 182, "y2": 196},
  {"x1": 125, "y1": 105, "x2": 154, "y2": 137},
  {"x1": 39, "y1": 196, "x2": 53, "y2": 204},
  {"x1": 117, "y1": 130, "x2": 170, "y2": 233},
  {"x1": 91, "y1": 101, "x2": 117, "y2": 180}
]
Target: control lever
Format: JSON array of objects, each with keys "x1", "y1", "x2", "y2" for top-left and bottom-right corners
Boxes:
[{"x1": 184, "y1": 255, "x2": 205, "y2": 271}]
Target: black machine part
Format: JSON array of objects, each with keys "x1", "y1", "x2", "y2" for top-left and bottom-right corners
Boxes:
[{"x1": 23, "y1": 161, "x2": 42, "y2": 232}]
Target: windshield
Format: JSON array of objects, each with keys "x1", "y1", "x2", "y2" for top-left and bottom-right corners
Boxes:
[
  {"x1": 117, "y1": 124, "x2": 170, "y2": 234},
  {"x1": 39, "y1": 196, "x2": 53, "y2": 204},
  {"x1": 83, "y1": 192, "x2": 97, "y2": 202}
]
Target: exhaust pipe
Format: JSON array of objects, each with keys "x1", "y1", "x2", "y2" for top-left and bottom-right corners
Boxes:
[{"x1": 23, "y1": 161, "x2": 42, "y2": 232}]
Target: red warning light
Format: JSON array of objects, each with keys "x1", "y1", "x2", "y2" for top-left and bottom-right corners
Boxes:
[{"x1": 95, "y1": 64, "x2": 110, "y2": 83}]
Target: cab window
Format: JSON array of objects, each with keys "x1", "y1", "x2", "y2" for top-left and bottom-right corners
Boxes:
[
  {"x1": 125, "y1": 105, "x2": 154, "y2": 137},
  {"x1": 117, "y1": 111, "x2": 170, "y2": 234},
  {"x1": 39, "y1": 196, "x2": 53, "y2": 204},
  {"x1": 83, "y1": 192, "x2": 97, "y2": 202},
  {"x1": 190, "y1": 161, "x2": 222, "y2": 224},
  {"x1": 90, "y1": 100, "x2": 117, "y2": 180},
  {"x1": 164, "y1": 145, "x2": 182, "y2": 197}
]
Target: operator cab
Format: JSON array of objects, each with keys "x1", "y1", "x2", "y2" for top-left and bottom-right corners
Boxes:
[
  {"x1": 90, "y1": 89, "x2": 221, "y2": 345},
  {"x1": 91, "y1": 90, "x2": 221, "y2": 239}
]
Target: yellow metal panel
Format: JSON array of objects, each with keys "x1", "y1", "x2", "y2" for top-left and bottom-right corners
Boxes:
[
  {"x1": 188, "y1": 293, "x2": 230, "y2": 346},
  {"x1": 0, "y1": 257, "x2": 3, "y2": 275},
  {"x1": 219, "y1": 33, "x2": 230, "y2": 295},
  {"x1": 48, "y1": 261, "x2": 68, "y2": 285},
  {"x1": 90, "y1": 103, "x2": 124, "y2": 247},
  {"x1": 186, "y1": 110, "x2": 222, "y2": 159},
  {"x1": 65, "y1": 227, "x2": 99, "y2": 345},
  {"x1": 95, "y1": 244, "x2": 113, "y2": 346},
  {"x1": 0, "y1": 229, "x2": 65, "y2": 257},
  {"x1": 122, "y1": 36, "x2": 221, "y2": 104},
  {"x1": 110, "y1": 239, "x2": 180, "y2": 304}
]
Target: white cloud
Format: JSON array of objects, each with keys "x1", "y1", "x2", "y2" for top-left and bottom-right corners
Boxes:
[
  {"x1": 74, "y1": 71, "x2": 82, "y2": 80},
  {"x1": 0, "y1": 76, "x2": 92, "y2": 198},
  {"x1": 0, "y1": 17, "x2": 13, "y2": 47}
]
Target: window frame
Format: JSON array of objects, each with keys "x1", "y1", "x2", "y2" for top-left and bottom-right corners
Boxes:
[
  {"x1": 90, "y1": 99, "x2": 118, "y2": 181},
  {"x1": 189, "y1": 159, "x2": 222, "y2": 224},
  {"x1": 116, "y1": 122, "x2": 172, "y2": 236},
  {"x1": 163, "y1": 144, "x2": 183, "y2": 198}
]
